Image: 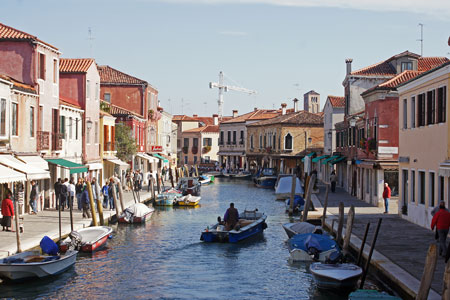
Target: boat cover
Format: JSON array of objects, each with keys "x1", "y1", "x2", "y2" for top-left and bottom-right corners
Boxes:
[
  {"x1": 275, "y1": 177, "x2": 304, "y2": 195},
  {"x1": 123, "y1": 203, "x2": 154, "y2": 221},
  {"x1": 285, "y1": 195, "x2": 305, "y2": 208},
  {"x1": 289, "y1": 233, "x2": 338, "y2": 253},
  {"x1": 287, "y1": 222, "x2": 315, "y2": 235}
]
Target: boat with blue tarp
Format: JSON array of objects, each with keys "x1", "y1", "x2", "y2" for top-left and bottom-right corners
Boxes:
[{"x1": 288, "y1": 233, "x2": 340, "y2": 262}]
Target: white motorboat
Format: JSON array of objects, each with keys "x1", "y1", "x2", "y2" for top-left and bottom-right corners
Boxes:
[
  {"x1": 0, "y1": 250, "x2": 78, "y2": 281},
  {"x1": 60, "y1": 226, "x2": 113, "y2": 252},
  {"x1": 282, "y1": 222, "x2": 321, "y2": 238},
  {"x1": 275, "y1": 176, "x2": 304, "y2": 200},
  {"x1": 309, "y1": 263, "x2": 363, "y2": 291}
]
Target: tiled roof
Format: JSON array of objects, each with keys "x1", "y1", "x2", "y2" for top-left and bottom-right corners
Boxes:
[
  {"x1": 327, "y1": 96, "x2": 345, "y2": 108},
  {"x1": 304, "y1": 90, "x2": 320, "y2": 95},
  {"x1": 183, "y1": 125, "x2": 219, "y2": 133},
  {"x1": 98, "y1": 65, "x2": 147, "y2": 85},
  {"x1": 100, "y1": 100, "x2": 143, "y2": 119},
  {"x1": 0, "y1": 74, "x2": 36, "y2": 95},
  {"x1": 60, "y1": 58, "x2": 94, "y2": 73},
  {"x1": 193, "y1": 117, "x2": 213, "y2": 125},
  {"x1": 173, "y1": 115, "x2": 198, "y2": 121},
  {"x1": 398, "y1": 60, "x2": 450, "y2": 89},
  {"x1": 0, "y1": 22, "x2": 58, "y2": 50},
  {"x1": 351, "y1": 60, "x2": 396, "y2": 76},
  {"x1": 60, "y1": 97, "x2": 82, "y2": 109},
  {"x1": 248, "y1": 111, "x2": 323, "y2": 127},
  {"x1": 418, "y1": 57, "x2": 449, "y2": 72},
  {"x1": 221, "y1": 109, "x2": 280, "y2": 124},
  {"x1": 377, "y1": 70, "x2": 422, "y2": 89}
]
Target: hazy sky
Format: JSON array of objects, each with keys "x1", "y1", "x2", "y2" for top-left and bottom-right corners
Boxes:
[{"x1": 2, "y1": 0, "x2": 450, "y2": 116}]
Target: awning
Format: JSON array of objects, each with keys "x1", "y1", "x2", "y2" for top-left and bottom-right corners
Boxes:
[
  {"x1": 16, "y1": 155, "x2": 49, "y2": 170},
  {"x1": 322, "y1": 155, "x2": 339, "y2": 165},
  {"x1": 0, "y1": 164, "x2": 26, "y2": 183},
  {"x1": 0, "y1": 155, "x2": 50, "y2": 180},
  {"x1": 105, "y1": 158, "x2": 129, "y2": 168},
  {"x1": 136, "y1": 153, "x2": 158, "y2": 163},
  {"x1": 87, "y1": 163, "x2": 103, "y2": 170},
  {"x1": 330, "y1": 157, "x2": 347, "y2": 165},
  {"x1": 152, "y1": 153, "x2": 169, "y2": 163},
  {"x1": 312, "y1": 155, "x2": 329, "y2": 163},
  {"x1": 301, "y1": 152, "x2": 316, "y2": 162},
  {"x1": 46, "y1": 158, "x2": 88, "y2": 174},
  {"x1": 440, "y1": 161, "x2": 450, "y2": 177}
]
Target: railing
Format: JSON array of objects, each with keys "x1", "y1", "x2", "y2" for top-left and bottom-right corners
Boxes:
[
  {"x1": 37, "y1": 131, "x2": 50, "y2": 151},
  {"x1": 52, "y1": 133, "x2": 63, "y2": 151},
  {"x1": 104, "y1": 141, "x2": 115, "y2": 151},
  {"x1": 192, "y1": 146, "x2": 198, "y2": 154},
  {"x1": 368, "y1": 139, "x2": 377, "y2": 151}
]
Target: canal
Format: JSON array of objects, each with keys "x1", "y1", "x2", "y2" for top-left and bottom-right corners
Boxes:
[{"x1": 1, "y1": 178, "x2": 352, "y2": 299}]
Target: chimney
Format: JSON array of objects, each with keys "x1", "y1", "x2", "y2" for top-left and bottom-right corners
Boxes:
[
  {"x1": 293, "y1": 98, "x2": 299, "y2": 112},
  {"x1": 193, "y1": 114, "x2": 198, "y2": 118},
  {"x1": 254, "y1": 107, "x2": 258, "y2": 111},
  {"x1": 281, "y1": 103, "x2": 287, "y2": 115},
  {"x1": 346, "y1": 58, "x2": 353, "y2": 75},
  {"x1": 213, "y1": 114, "x2": 218, "y2": 125},
  {"x1": 232, "y1": 110, "x2": 238, "y2": 118}
]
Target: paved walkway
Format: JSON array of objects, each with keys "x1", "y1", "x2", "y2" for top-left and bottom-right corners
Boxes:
[
  {"x1": 0, "y1": 186, "x2": 156, "y2": 258},
  {"x1": 315, "y1": 184, "x2": 443, "y2": 299}
]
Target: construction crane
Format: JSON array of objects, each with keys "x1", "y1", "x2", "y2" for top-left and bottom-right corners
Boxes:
[{"x1": 209, "y1": 71, "x2": 257, "y2": 118}]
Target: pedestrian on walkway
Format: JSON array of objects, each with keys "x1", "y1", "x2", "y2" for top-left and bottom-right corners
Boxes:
[
  {"x1": 108, "y1": 178, "x2": 116, "y2": 211},
  {"x1": 91, "y1": 177, "x2": 100, "y2": 209},
  {"x1": 29, "y1": 180, "x2": 39, "y2": 214},
  {"x1": 330, "y1": 171, "x2": 337, "y2": 193},
  {"x1": 54, "y1": 178, "x2": 62, "y2": 209},
  {"x1": 161, "y1": 167, "x2": 166, "y2": 183},
  {"x1": 382, "y1": 182, "x2": 391, "y2": 214},
  {"x1": 1, "y1": 192, "x2": 14, "y2": 231},
  {"x1": 60, "y1": 178, "x2": 69, "y2": 211},
  {"x1": 81, "y1": 185, "x2": 91, "y2": 218},
  {"x1": 68, "y1": 178, "x2": 76, "y2": 210},
  {"x1": 76, "y1": 178, "x2": 83, "y2": 211},
  {"x1": 431, "y1": 201, "x2": 450, "y2": 257},
  {"x1": 102, "y1": 182, "x2": 109, "y2": 209},
  {"x1": 147, "y1": 172, "x2": 153, "y2": 192}
]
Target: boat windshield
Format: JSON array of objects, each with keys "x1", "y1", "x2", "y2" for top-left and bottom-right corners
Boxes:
[{"x1": 262, "y1": 168, "x2": 276, "y2": 176}]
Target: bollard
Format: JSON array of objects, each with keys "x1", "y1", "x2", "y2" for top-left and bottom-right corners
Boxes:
[
  {"x1": 169, "y1": 167, "x2": 175, "y2": 188},
  {"x1": 360, "y1": 218, "x2": 383, "y2": 289},
  {"x1": 337, "y1": 202, "x2": 345, "y2": 245},
  {"x1": 111, "y1": 182, "x2": 120, "y2": 218},
  {"x1": 416, "y1": 243, "x2": 438, "y2": 300},
  {"x1": 86, "y1": 182, "x2": 98, "y2": 226},
  {"x1": 288, "y1": 174, "x2": 296, "y2": 216},
  {"x1": 343, "y1": 205, "x2": 355, "y2": 255},
  {"x1": 14, "y1": 198, "x2": 21, "y2": 253},
  {"x1": 321, "y1": 184, "x2": 330, "y2": 227}
]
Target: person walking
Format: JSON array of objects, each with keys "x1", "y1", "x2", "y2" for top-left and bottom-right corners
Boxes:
[
  {"x1": 60, "y1": 178, "x2": 69, "y2": 211},
  {"x1": 108, "y1": 179, "x2": 116, "y2": 211},
  {"x1": 68, "y1": 178, "x2": 75, "y2": 210},
  {"x1": 382, "y1": 182, "x2": 391, "y2": 214},
  {"x1": 431, "y1": 201, "x2": 450, "y2": 257},
  {"x1": 147, "y1": 172, "x2": 153, "y2": 192},
  {"x1": 330, "y1": 171, "x2": 337, "y2": 193},
  {"x1": 76, "y1": 178, "x2": 83, "y2": 211},
  {"x1": 102, "y1": 182, "x2": 109, "y2": 209},
  {"x1": 54, "y1": 178, "x2": 62, "y2": 210},
  {"x1": 1, "y1": 193, "x2": 14, "y2": 231},
  {"x1": 29, "y1": 180, "x2": 39, "y2": 214},
  {"x1": 81, "y1": 185, "x2": 91, "y2": 218},
  {"x1": 91, "y1": 177, "x2": 100, "y2": 209}
]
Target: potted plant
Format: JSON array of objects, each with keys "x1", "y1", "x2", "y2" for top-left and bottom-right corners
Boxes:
[
  {"x1": 202, "y1": 145, "x2": 211, "y2": 154},
  {"x1": 148, "y1": 109, "x2": 154, "y2": 120},
  {"x1": 192, "y1": 146, "x2": 198, "y2": 154},
  {"x1": 182, "y1": 146, "x2": 188, "y2": 154}
]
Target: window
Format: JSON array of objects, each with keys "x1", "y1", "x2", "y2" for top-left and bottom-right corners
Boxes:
[
  {"x1": 336, "y1": 132, "x2": 340, "y2": 147},
  {"x1": 430, "y1": 172, "x2": 435, "y2": 207},
  {"x1": 75, "y1": 118, "x2": 79, "y2": 140},
  {"x1": 259, "y1": 134, "x2": 262, "y2": 148},
  {"x1": 53, "y1": 59, "x2": 57, "y2": 83},
  {"x1": 203, "y1": 138, "x2": 212, "y2": 146},
  {"x1": 411, "y1": 96, "x2": 416, "y2": 128},
  {"x1": 68, "y1": 117, "x2": 72, "y2": 139},
  {"x1": 403, "y1": 99, "x2": 407, "y2": 129},
  {"x1": 38, "y1": 53, "x2": 45, "y2": 80},
  {"x1": 437, "y1": 86, "x2": 447, "y2": 123},
  {"x1": 418, "y1": 93, "x2": 425, "y2": 126},
  {"x1": 104, "y1": 93, "x2": 111, "y2": 103},
  {"x1": 86, "y1": 80, "x2": 90, "y2": 98},
  {"x1": 193, "y1": 138, "x2": 198, "y2": 147},
  {"x1": 184, "y1": 138, "x2": 189, "y2": 147},
  {"x1": 439, "y1": 176, "x2": 445, "y2": 204},
  {"x1": 95, "y1": 121, "x2": 98, "y2": 143},
  {"x1": 419, "y1": 171, "x2": 425, "y2": 205},
  {"x1": 95, "y1": 83, "x2": 99, "y2": 101},
  {"x1": 240, "y1": 130, "x2": 244, "y2": 144},
  {"x1": 227, "y1": 131, "x2": 231, "y2": 144},
  {"x1": 250, "y1": 135, "x2": 253, "y2": 149},
  {"x1": 285, "y1": 133, "x2": 293, "y2": 150},
  {"x1": 12, "y1": 102, "x2": 18, "y2": 136},
  {"x1": 402, "y1": 170, "x2": 408, "y2": 206},
  {"x1": 427, "y1": 90, "x2": 435, "y2": 125},
  {"x1": 184, "y1": 156, "x2": 188, "y2": 164},
  {"x1": 401, "y1": 62, "x2": 413, "y2": 72},
  {"x1": 233, "y1": 131, "x2": 236, "y2": 144},
  {"x1": 0, "y1": 99, "x2": 6, "y2": 136},
  {"x1": 273, "y1": 133, "x2": 276, "y2": 149},
  {"x1": 411, "y1": 170, "x2": 416, "y2": 203},
  {"x1": 30, "y1": 106, "x2": 35, "y2": 137},
  {"x1": 60, "y1": 115, "x2": 66, "y2": 139},
  {"x1": 264, "y1": 135, "x2": 266, "y2": 147},
  {"x1": 278, "y1": 136, "x2": 281, "y2": 150},
  {"x1": 194, "y1": 156, "x2": 197, "y2": 164},
  {"x1": 219, "y1": 131, "x2": 224, "y2": 145}
]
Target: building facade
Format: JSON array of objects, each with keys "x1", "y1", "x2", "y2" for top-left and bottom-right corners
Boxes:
[{"x1": 304, "y1": 90, "x2": 320, "y2": 114}]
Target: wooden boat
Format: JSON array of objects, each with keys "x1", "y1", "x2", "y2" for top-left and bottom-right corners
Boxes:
[
  {"x1": 275, "y1": 176, "x2": 304, "y2": 199},
  {"x1": 60, "y1": 226, "x2": 113, "y2": 253},
  {"x1": 177, "y1": 177, "x2": 201, "y2": 196},
  {"x1": 288, "y1": 233, "x2": 340, "y2": 262},
  {"x1": 282, "y1": 222, "x2": 319, "y2": 238},
  {"x1": 119, "y1": 203, "x2": 154, "y2": 223},
  {"x1": 155, "y1": 193, "x2": 177, "y2": 206},
  {"x1": 175, "y1": 195, "x2": 201, "y2": 206},
  {"x1": 310, "y1": 263, "x2": 362, "y2": 291},
  {"x1": 200, "y1": 210, "x2": 267, "y2": 243},
  {"x1": 0, "y1": 250, "x2": 78, "y2": 281},
  {"x1": 232, "y1": 172, "x2": 252, "y2": 179},
  {"x1": 254, "y1": 168, "x2": 278, "y2": 189}
]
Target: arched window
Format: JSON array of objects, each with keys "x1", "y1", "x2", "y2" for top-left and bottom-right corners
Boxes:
[{"x1": 285, "y1": 133, "x2": 293, "y2": 150}]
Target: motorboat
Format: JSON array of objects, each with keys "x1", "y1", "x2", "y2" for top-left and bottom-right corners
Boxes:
[
  {"x1": 254, "y1": 168, "x2": 278, "y2": 189},
  {"x1": 204, "y1": 171, "x2": 223, "y2": 178},
  {"x1": 231, "y1": 171, "x2": 252, "y2": 179},
  {"x1": 275, "y1": 176, "x2": 304, "y2": 200},
  {"x1": 288, "y1": 233, "x2": 340, "y2": 262},
  {"x1": 60, "y1": 226, "x2": 113, "y2": 253},
  {"x1": 200, "y1": 209, "x2": 267, "y2": 243},
  {"x1": 310, "y1": 263, "x2": 362, "y2": 292},
  {"x1": 198, "y1": 175, "x2": 212, "y2": 185},
  {"x1": 0, "y1": 250, "x2": 78, "y2": 281},
  {"x1": 284, "y1": 195, "x2": 305, "y2": 213},
  {"x1": 119, "y1": 203, "x2": 154, "y2": 223},
  {"x1": 175, "y1": 194, "x2": 201, "y2": 206},
  {"x1": 155, "y1": 193, "x2": 178, "y2": 206},
  {"x1": 177, "y1": 177, "x2": 201, "y2": 196},
  {"x1": 282, "y1": 222, "x2": 323, "y2": 238}
]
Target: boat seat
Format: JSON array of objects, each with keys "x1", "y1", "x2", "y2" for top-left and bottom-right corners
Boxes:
[{"x1": 238, "y1": 219, "x2": 253, "y2": 227}]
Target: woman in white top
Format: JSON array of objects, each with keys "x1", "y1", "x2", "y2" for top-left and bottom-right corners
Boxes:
[{"x1": 68, "y1": 178, "x2": 76, "y2": 210}]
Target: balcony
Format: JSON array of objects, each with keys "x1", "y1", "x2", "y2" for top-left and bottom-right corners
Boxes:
[
  {"x1": 192, "y1": 146, "x2": 198, "y2": 154},
  {"x1": 104, "y1": 141, "x2": 116, "y2": 152},
  {"x1": 239, "y1": 140, "x2": 244, "y2": 145},
  {"x1": 52, "y1": 133, "x2": 63, "y2": 151},
  {"x1": 37, "y1": 131, "x2": 50, "y2": 151}
]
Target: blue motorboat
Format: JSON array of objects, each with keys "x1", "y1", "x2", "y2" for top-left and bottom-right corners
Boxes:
[
  {"x1": 288, "y1": 233, "x2": 340, "y2": 262},
  {"x1": 285, "y1": 195, "x2": 305, "y2": 212},
  {"x1": 200, "y1": 210, "x2": 268, "y2": 243},
  {"x1": 254, "y1": 168, "x2": 278, "y2": 189}
]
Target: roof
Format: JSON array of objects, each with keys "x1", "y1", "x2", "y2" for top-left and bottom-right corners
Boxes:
[
  {"x1": 304, "y1": 90, "x2": 320, "y2": 95},
  {"x1": 60, "y1": 97, "x2": 82, "y2": 110},
  {"x1": 60, "y1": 58, "x2": 94, "y2": 73},
  {"x1": 193, "y1": 116, "x2": 213, "y2": 125},
  {"x1": 398, "y1": 60, "x2": 450, "y2": 89},
  {"x1": 173, "y1": 115, "x2": 198, "y2": 122},
  {"x1": 98, "y1": 65, "x2": 147, "y2": 85},
  {"x1": 327, "y1": 96, "x2": 345, "y2": 108},
  {"x1": 247, "y1": 110, "x2": 323, "y2": 127},
  {"x1": 221, "y1": 109, "x2": 280, "y2": 124},
  {"x1": 0, "y1": 22, "x2": 58, "y2": 50},
  {"x1": 183, "y1": 125, "x2": 219, "y2": 133},
  {"x1": 418, "y1": 57, "x2": 450, "y2": 72},
  {"x1": 100, "y1": 100, "x2": 143, "y2": 119},
  {"x1": 0, "y1": 74, "x2": 36, "y2": 95}
]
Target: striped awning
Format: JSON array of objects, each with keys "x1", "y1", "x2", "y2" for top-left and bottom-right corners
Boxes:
[
  {"x1": 312, "y1": 155, "x2": 329, "y2": 163},
  {"x1": 321, "y1": 155, "x2": 339, "y2": 165}
]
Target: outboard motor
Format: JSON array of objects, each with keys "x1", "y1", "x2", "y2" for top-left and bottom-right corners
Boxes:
[
  {"x1": 67, "y1": 231, "x2": 83, "y2": 251},
  {"x1": 325, "y1": 251, "x2": 342, "y2": 264},
  {"x1": 307, "y1": 247, "x2": 320, "y2": 261}
]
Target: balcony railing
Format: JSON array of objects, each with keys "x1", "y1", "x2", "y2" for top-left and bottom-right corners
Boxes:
[
  {"x1": 37, "y1": 131, "x2": 50, "y2": 151},
  {"x1": 52, "y1": 132, "x2": 63, "y2": 151},
  {"x1": 104, "y1": 141, "x2": 116, "y2": 152}
]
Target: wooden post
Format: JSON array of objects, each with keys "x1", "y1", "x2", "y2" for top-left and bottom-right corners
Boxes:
[
  {"x1": 95, "y1": 191, "x2": 104, "y2": 226},
  {"x1": 343, "y1": 205, "x2": 355, "y2": 255},
  {"x1": 151, "y1": 177, "x2": 156, "y2": 202},
  {"x1": 321, "y1": 183, "x2": 330, "y2": 227},
  {"x1": 304, "y1": 175, "x2": 310, "y2": 198},
  {"x1": 416, "y1": 244, "x2": 438, "y2": 300},
  {"x1": 156, "y1": 173, "x2": 161, "y2": 193},
  {"x1": 175, "y1": 168, "x2": 179, "y2": 182},
  {"x1": 184, "y1": 165, "x2": 189, "y2": 177},
  {"x1": 195, "y1": 165, "x2": 199, "y2": 177},
  {"x1": 443, "y1": 260, "x2": 450, "y2": 300},
  {"x1": 301, "y1": 173, "x2": 316, "y2": 222},
  {"x1": 360, "y1": 218, "x2": 382, "y2": 289},
  {"x1": 115, "y1": 178, "x2": 125, "y2": 206},
  {"x1": 288, "y1": 174, "x2": 297, "y2": 216},
  {"x1": 86, "y1": 182, "x2": 98, "y2": 226},
  {"x1": 69, "y1": 194, "x2": 74, "y2": 231},
  {"x1": 111, "y1": 182, "x2": 120, "y2": 218},
  {"x1": 357, "y1": 222, "x2": 371, "y2": 266},
  {"x1": 14, "y1": 198, "x2": 21, "y2": 253},
  {"x1": 337, "y1": 202, "x2": 345, "y2": 245},
  {"x1": 58, "y1": 193, "x2": 62, "y2": 242},
  {"x1": 330, "y1": 219, "x2": 335, "y2": 234},
  {"x1": 169, "y1": 167, "x2": 174, "y2": 188}
]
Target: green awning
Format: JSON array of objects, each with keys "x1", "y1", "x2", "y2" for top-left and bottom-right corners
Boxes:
[
  {"x1": 46, "y1": 158, "x2": 88, "y2": 174},
  {"x1": 301, "y1": 152, "x2": 316, "y2": 162},
  {"x1": 321, "y1": 155, "x2": 339, "y2": 165},
  {"x1": 152, "y1": 154, "x2": 169, "y2": 163},
  {"x1": 330, "y1": 157, "x2": 347, "y2": 165},
  {"x1": 312, "y1": 155, "x2": 329, "y2": 163}
]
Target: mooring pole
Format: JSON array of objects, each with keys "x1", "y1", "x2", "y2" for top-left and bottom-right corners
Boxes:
[
  {"x1": 337, "y1": 202, "x2": 345, "y2": 245},
  {"x1": 321, "y1": 183, "x2": 330, "y2": 228},
  {"x1": 288, "y1": 174, "x2": 297, "y2": 216},
  {"x1": 343, "y1": 205, "x2": 355, "y2": 255},
  {"x1": 357, "y1": 222, "x2": 371, "y2": 266},
  {"x1": 360, "y1": 218, "x2": 382, "y2": 289},
  {"x1": 86, "y1": 182, "x2": 98, "y2": 226},
  {"x1": 14, "y1": 198, "x2": 21, "y2": 253}
]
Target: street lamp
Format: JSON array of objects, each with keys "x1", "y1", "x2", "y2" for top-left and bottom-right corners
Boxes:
[
  {"x1": 349, "y1": 117, "x2": 357, "y2": 127},
  {"x1": 86, "y1": 119, "x2": 93, "y2": 130}
]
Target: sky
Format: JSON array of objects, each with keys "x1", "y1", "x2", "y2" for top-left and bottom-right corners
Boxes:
[{"x1": 2, "y1": 0, "x2": 450, "y2": 117}]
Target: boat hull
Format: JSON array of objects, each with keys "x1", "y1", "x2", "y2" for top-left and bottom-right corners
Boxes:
[
  {"x1": 118, "y1": 210, "x2": 154, "y2": 224},
  {"x1": 155, "y1": 198, "x2": 174, "y2": 206},
  {"x1": 60, "y1": 226, "x2": 113, "y2": 253},
  {"x1": 310, "y1": 263, "x2": 362, "y2": 292},
  {"x1": 255, "y1": 177, "x2": 277, "y2": 189}
]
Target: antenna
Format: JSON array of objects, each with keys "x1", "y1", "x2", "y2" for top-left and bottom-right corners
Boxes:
[
  {"x1": 417, "y1": 23, "x2": 424, "y2": 56},
  {"x1": 168, "y1": 98, "x2": 171, "y2": 114},
  {"x1": 87, "y1": 27, "x2": 95, "y2": 57}
]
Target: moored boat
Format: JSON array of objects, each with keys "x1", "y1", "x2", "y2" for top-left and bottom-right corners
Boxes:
[
  {"x1": 282, "y1": 221, "x2": 320, "y2": 238},
  {"x1": 200, "y1": 210, "x2": 267, "y2": 243},
  {"x1": 119, "y1": 203, "x2": 154, "y2": 223},
  {"x1": 254, "y1": 168, "x2": 277, "y2": 189},
  {"x1": 309, "y1": 262, "x2": 362, "y2": 292},
  {"x1": 0, "y1": 250, "x2": 78, "y2": 281},
  {"x1": 177, "y1": 177, "x2": 201, "y2": 196},
  {"x1": 155, "y1": 193, "x2": 177, "y2": 206},
  {"x1": 232, "y1": 171, "x2": 252, "y2": 179},
  {"x1": 275, "y1": 176, "x2": 304, "y2": 199},
  {"x1": 198, "y1": 175, "x2": 212, "y2": 185},
  {"x1": 60, "y1": 226, "x2": 113, "y2": 253},
  {"x1": 288, "y1": 233, "x2": 340, "y2": 262},
  {"x1": 175, "y1": 194, "x2": 201, "y2": 206}
]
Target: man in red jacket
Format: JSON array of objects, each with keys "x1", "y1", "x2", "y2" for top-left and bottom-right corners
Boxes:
[
  {"x1": 431, "y1": 201, "x2": 450, "y2": 257},
  {"x1": 382, "y1": 183, "x2": 391, "y2": 214},
  {"x1": 1, "y1": 193, "x2": 14, "y2": 231}
]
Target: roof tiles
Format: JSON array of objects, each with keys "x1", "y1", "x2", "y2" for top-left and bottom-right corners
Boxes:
[
  {"x1": 221, "y1": 109, "x2": 280, "y2": 124},
  {"x1": 60, "y1": 58, "x2": 94, "y2": 73},
  {"x1": 248, "y1": 111, "x2": 323, "y2": 127},
  {"x1": 0, "y1": 22, "x2": 58, "y2": 50},
  {"x1": 183, "y1": 125, "x2": 219, "y2": 133},
  {"x1": 98, "y1": 65, "x2": 147, "y2": 85},
  {"x1": 327, "y1": 96, "x2": 345, "y2": 108}
]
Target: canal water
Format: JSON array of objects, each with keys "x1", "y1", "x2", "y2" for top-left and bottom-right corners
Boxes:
[{"x1": 0, "y1": 178, "x2": 350, "y2": 300}]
